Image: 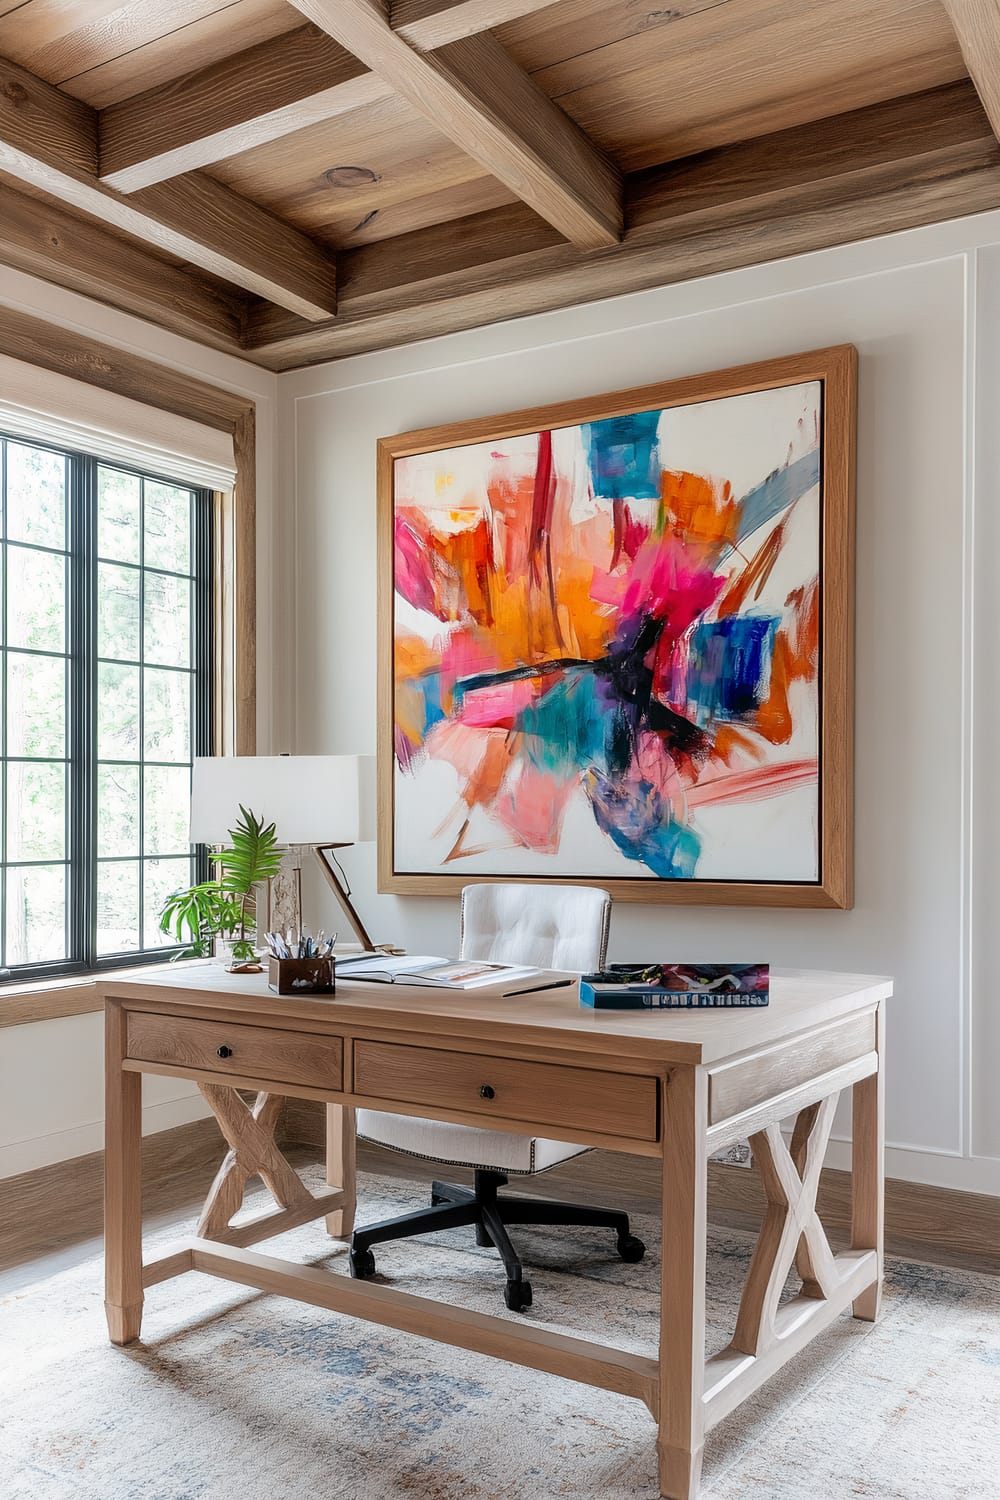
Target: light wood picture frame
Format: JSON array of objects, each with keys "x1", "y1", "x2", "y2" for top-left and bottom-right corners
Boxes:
[{"x1": 378, "y1": 346, "x2": 856, "y2": 907}]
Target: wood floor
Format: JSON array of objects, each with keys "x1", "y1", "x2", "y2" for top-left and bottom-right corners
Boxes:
[{"x1": 2, "y1": 1108, "x2": 998, "y2": 1294}]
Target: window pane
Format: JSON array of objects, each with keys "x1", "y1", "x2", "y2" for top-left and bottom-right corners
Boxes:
[
  {"x1": 6, "y1": 864, "x2": 66, "y2": 964},
  {"x1": 144, "y1": 765, "x2": 190, "y2": 855},
  {"x1": 97, "y1": 860, "x2": 139, "y2": 955},
  {"x1": 144, "y1": 857, "x2": 192, "y2": 947},
  {"x1": 7, "y1": 761, "x2": 65, "y2": 861},
  {"x1": 144, "y1": 572, "x2": 190, "y2": 667},
  {"x1": 98, "y1": 467, "x2": 140, "y2": 564},
  {"x1": 98, "y1": 663, "x2": 140, "y2": 760},
  {"x1": 98, "y1": 562, "x2": 140, "y2": 661},
  {"x1": 143, "y1": 669, "x2": 190, "y2": 762},
  {"x1": 6, "y1": 442, "x2": 65, "y2": 549},
  {"x1": 98, "y1": 764, "x2": 139, "y2": 857},
  {"x1": 7, "y1": 545, "x2": 65, "y2": 650},
  {"x1": 144, "y1": 480, "x2": 191, "y2": 574},
  {"x1": 7, "y1": 652, "x2": 64, "y2": 757},
  {"x1": 1, "y1": 453, "x2": 208, "y2": 975}
]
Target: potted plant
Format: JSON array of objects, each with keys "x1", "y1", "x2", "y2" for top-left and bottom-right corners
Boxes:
[{"x1": 159, "y1": 805, "x2": 284, "y2": 971}]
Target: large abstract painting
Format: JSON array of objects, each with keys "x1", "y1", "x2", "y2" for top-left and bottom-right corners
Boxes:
[{"x1": 378, "y1": 348, "x2": 856, "y2": 906}]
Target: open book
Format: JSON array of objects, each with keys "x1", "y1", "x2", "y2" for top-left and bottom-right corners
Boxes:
[{"x1": 334, "y1": 953, "x2": 541, "y2": 989}]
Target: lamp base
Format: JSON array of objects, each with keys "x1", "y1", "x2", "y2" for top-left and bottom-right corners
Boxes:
[{"x1": 266, "y1": 854, "x2": 302, "y2": 938}]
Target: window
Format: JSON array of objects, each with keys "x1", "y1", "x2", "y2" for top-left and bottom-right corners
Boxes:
[{"x1": 0, "y1": 435, "x2": 212, "y2": 981}]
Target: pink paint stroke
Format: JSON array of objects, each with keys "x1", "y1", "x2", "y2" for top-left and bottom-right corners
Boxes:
[{"x1": 686, "y1": 759, "x2": 818, "y2": 809}]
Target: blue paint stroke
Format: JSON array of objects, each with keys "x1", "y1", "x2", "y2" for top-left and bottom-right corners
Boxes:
[
  {"x1": 583, "y1": 410, "x2": 662, "y2": 501},
  {"x1": 586, "y1": 768, "x2": 700, "y2": 879},
  {"x1": 688, "y1": 615, "x2": 777, "y2": 726},
  {"x1": 408, "y1": 670, "x2": 446, "y2": 742},
  {"x1": 736, "y1": 449, "x2": 820, "y2": 542},
  {"x1": 516, "y1": 667, "x2": 606, "y2": 774}
]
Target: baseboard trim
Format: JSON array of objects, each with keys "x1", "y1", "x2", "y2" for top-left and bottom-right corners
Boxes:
[
  {"x1": 4, "y1": 1100, "x2": 998, "y2": 1283},
  {"x1": 0, "y1": 1090, "x2": 212, "y2": 1180},
  {"x1": 0, "y1": 1114, "x2": 226, "y2": 1276}
]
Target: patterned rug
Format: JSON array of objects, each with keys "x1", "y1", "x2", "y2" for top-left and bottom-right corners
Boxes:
[{"x1": 1, "y1": 1168, "x2": 997, "y2": 1500}]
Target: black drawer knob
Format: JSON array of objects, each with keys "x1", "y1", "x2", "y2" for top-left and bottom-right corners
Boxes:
[
  {"x1": 216, "y1": 1045, "x2": 233, "y2": 1059},
  {"x1": 479, "y1": 1084, "x2": 495, "y2": 1100}
]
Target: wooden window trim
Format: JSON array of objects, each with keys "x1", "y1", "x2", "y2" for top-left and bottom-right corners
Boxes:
[{"x1": 0, "y1": 307, "x2": 256, "y2": 1026}]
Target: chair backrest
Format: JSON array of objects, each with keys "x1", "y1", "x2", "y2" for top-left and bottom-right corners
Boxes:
[{"x1": 459, "y1": 883, "x2": 612, "y2": 973}]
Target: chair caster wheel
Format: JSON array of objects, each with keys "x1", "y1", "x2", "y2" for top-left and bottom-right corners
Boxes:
[
  {"x1": 504, "y1": 1279, "x2": 532, "y2": 1312},
  {"x1": 617, "y1": 1234, "x2": 646, "y2": 1263},
  {"x1": 349, "y1": 1247, "x2": 376, "y2": 1279}
]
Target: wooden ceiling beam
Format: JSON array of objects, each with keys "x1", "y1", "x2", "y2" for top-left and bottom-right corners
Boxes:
[
  {"x1": 940, "y1": 1, "x2": 1000, "y2": 138},
  {"x1": 0, "y1": 52, "x2": 338, "y2": 322},
  {"x1": 240, "y1": 81, "x2": 1000, "y2": 368},
  {"x1": 0, "y1": 303, "x2": 251, "y2": 431},
  {"x1": 98, "y1": 4, "x2": 573, "y2": 194},
  {"x1": 0, "y1": 178, "x2": 246, "y2": 352},
  {"x1": 99, "y1": 26, "x2": 393, "y2": 193},
  {"x1": 392, "y1": 1, "x2": 567, "y2": 48},
  {"x1": 286, "y1": 0, "x2": 623, "y2": 249}
]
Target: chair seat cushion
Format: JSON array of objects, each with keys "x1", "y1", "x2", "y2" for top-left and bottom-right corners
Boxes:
[{"x1": 356, "y1": 1109, "x2": 588, "y2": 1176}]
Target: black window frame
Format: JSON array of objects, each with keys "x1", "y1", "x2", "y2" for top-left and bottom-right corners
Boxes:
[{"x1": 0, "y1": 431, "x2": 213, "y2": 985}]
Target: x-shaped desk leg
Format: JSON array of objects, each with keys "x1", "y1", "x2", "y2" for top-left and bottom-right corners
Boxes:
[
  {"x1": 732, "y1": 1093, "x2": 841, "y2": 1357},
  {"x1": 197, "y1": 1086, "x2": 341, "y2": 1246}
]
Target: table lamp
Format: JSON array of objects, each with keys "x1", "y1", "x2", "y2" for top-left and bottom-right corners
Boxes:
[{"x1": 190, "y1": 754, "x2": 378, "y2": 949}]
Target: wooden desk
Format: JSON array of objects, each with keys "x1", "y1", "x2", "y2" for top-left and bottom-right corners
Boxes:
[{"x1": 101, "y1": 965, "x2": 889, "y2": 1500}]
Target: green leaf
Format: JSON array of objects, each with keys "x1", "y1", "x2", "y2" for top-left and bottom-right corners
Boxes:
[{"x1": 211, "y1": 805, "x2": 284, "y2": 893}]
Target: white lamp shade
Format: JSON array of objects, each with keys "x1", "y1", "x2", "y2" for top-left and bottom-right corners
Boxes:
[{"x1": 190, "y1": 755, "x2": 376, "y2": 846}]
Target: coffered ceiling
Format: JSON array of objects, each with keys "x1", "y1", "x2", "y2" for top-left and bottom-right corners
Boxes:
[{"x1": 0, "y1": 0, "x2": 996, "y2": 369}]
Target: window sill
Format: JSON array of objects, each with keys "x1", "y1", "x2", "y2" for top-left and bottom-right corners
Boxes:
[{"x1": 0, "y1": 961, "x2": 200, "y2": 1028}]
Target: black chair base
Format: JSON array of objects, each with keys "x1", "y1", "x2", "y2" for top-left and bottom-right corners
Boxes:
[{"x1": 348, "y1": 1169, "x2": 646, "y2": 1313}]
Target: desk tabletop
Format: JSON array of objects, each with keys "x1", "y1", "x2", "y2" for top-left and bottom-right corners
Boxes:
[{"x1": 98, "y1": 964, "x2": 891, "y2": 1067}]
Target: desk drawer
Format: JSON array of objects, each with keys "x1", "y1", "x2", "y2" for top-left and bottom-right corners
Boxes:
[
  {"x1": 354, "y1": 1040, "x2": 658, "y2": 1142},
  {"x1": 126, "y1": 1010, "x2": 343, "y2": 1090}
]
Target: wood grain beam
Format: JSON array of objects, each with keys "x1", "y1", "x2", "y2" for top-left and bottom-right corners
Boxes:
[
  {"x1": 0, "y1": 178, "x2": 245, "y2": 351},
  {"x1": 98, "y1": 5, "x2": 570, "y2": 192},
  {"x1": 99, "y1": 26, "x2": 392, "y2": 193},
  {"x1": 0, "y1": 304, "x2": 253, "y2": 430},
  {"x1": 392, "y1": 0, "x2": 563, "y2": 47},
  {"x1": 941, "y1": 0, "x2": 1000, "y2": 138},
  {"x1": 0, "y1": 52, "x2": 337, "y2": 321},
  {"x1": 287, "y1": 0, "x2": 623, "y2": 249},
  {"x1": 242, "y1": 81, "x2": 1000, "y2": 368}
]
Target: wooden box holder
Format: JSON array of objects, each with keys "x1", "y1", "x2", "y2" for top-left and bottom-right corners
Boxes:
[{"x1": 267, "y1": 956, "x2": 335, "y2": 995}]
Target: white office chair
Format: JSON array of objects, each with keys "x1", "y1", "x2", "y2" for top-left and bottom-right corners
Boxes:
[{"x1": 349, "y1": 883, "x2": 645, "y2": 1311}]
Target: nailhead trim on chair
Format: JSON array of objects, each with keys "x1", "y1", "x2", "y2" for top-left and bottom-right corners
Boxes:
[{"x1": 356, "y1": 1128, "x2": 593, "y2": 1178}]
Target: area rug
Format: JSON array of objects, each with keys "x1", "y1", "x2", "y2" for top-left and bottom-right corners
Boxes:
[{"x1": 1, "y1": 1168, "x2": 997, "y2": 1500}]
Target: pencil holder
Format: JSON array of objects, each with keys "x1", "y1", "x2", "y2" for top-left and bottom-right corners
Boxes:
[{"x1": 268, "y1": 956, "x2": 335, "y2": 995}]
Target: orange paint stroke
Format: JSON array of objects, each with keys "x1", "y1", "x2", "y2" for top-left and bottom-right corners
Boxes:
[
  {"x1": 425, "y1": 718, "x2": 514, "y2": 816},
  {"x1": 717, "y1": 516, "x2": 788, "y2": 618},
  {"x1": 711, "y1": 724, "x2": 767, "y2": 767},
  {"x1": 661, "y1": 469, "x2": 738, "y2": 549},
  {"x1": 756, "y1": 578, "x2": 819, "y2": 745}
]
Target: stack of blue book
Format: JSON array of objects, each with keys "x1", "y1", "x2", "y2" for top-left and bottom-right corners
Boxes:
[{"x1": 579, "y1": 963, "x2": 769, "y2": 1010}]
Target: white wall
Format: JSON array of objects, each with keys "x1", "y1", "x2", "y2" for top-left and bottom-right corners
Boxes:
[
  {"x1": 0, "y1": 268, "x2": 281, "y2": 1178},
  {"x1": 283, "y1": 212, "x2": 1000, "y2": 1199}
]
